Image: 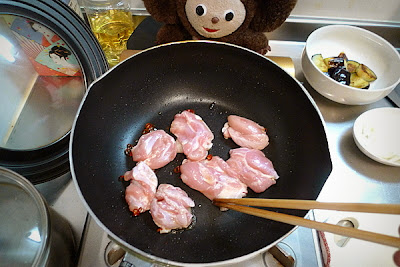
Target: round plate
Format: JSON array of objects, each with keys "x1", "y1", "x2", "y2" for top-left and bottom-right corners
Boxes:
[{"x1": 353, "y1": 107, "x2": 400, "y2": 167}]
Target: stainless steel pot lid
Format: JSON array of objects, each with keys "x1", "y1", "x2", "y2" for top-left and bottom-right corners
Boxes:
[
  {"x1": 0, "y1": 167, "x2": 49, "y2": 266},
  {"x1": 0, "y1": 0, "x2": 108, "y2": 183}
]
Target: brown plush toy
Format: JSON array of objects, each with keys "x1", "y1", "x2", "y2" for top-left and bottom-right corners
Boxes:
[{"x1": 143, "y1": 0, "x2": 297, "y2": 54}]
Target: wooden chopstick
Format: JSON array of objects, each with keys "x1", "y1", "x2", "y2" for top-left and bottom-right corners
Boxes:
[
  {"x1": 214, "y1": 198, "x2": 400, "y2": 214},
  {"x1": 215, "y1": 202, "x2": 400, "y2": 248},
  {"x1": 213, "y1": 199, "x2": 400, "y2": 248}
]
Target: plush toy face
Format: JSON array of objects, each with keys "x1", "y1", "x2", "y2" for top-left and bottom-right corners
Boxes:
[{"x1": 185, "y1": 0, "x2": 246, "y2": 39}]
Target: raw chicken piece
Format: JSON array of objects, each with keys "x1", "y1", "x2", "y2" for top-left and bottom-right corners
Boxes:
[
  {"x1": 226, "y1": 148, "x2": 279, "y2": 193},
  {"x1": 222, "y1": 115, "x2": 269, "y2": 150},
  {"x1": 130, "y1": 129, "x2": 177, "y2": 169},
  {"x1": 150, "y1": 184, "x2": 195, "y2": 234},
  {"x1": 170, "y1": 110, "x2": 214, "y2": 161},
  {"x1": 180, "y1": 156, "x2": 247, "y2": 200},
  {"x1": 124, "y1": 162, "x2": 158, "y2": 216}
]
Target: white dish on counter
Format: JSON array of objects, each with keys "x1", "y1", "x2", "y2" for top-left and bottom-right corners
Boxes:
[{"x1": 353, "y1": 107, "x2": 400, "y2": 166}]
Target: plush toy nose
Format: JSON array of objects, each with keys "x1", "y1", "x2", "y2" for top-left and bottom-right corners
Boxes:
[{"x1": 211, "y1": 17, "x2": 219, "y2": 24}]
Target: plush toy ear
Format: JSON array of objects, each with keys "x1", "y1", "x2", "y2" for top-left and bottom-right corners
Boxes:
[
  {"x1": 249, "y1": 0, "x2": 297, "y2": 32},
  {"x1": 143, "y1": 0, "x2": 180, "y2": 24}
]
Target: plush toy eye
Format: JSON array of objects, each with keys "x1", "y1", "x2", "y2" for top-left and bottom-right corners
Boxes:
[
  {"x1": 224, "y1": 10, "x2": 234, "y2": 21},
  {"x1": 196, "y1": 4, "x2": 207, "y2": 16}
]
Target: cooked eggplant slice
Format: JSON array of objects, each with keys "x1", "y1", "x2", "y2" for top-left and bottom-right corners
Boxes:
[
  {"x1": 312, "y1": 54, "x2": 329, "y2": 72},
  {"x1": 323, "y1": 57, "x2": 334, "y2": 67},
  {"x1": 328, "y1": 67, "x2": 350, "y2": 85},
  {"x1": 356, "y1": 64, "x2": 377, "y2": 82},
  {"x1": 314, "y1": 51, "x2": 377, "y2": 88},
  {"x1": 325, "y1": 57, "x2": 346, "y2": 69},
  {"x1": 350, "y1": 73, "x2": 370, "y2": 89},
  {"x1": 347, "y1": 60, "x2": 360, "y2": 73},
  {"x1": 337, "y1": 52, "x2": 348, "y2": 61}
]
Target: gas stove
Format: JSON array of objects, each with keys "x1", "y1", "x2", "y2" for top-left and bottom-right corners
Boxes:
[{"x1": 77, "y1": 211, "x2": 323, "y2": 267}]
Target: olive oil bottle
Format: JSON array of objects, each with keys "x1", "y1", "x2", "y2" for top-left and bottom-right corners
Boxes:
[{"x1": 84, "y1": 0, "x2": 145, "y2": 67}]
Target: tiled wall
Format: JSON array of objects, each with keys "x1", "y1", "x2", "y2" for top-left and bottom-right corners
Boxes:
[
  {"x1": 128, "y1": 0, "x2": 400, "y2": 23},
  {"x1": 291, "y1": 0, "x2": 400, "y2": 23}
]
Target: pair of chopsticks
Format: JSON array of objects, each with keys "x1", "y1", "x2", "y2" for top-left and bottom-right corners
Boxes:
[{"x1": 213, "y1": 198, "x2": 400, "y2": 248}]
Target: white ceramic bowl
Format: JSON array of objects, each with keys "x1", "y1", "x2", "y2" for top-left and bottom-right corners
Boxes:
[
  {"x1": 302, "y1": 25, "x2": 400, "y2": 105},
  {"x1": 353, "y1": 107, "x2": 400, "y2": 166}
]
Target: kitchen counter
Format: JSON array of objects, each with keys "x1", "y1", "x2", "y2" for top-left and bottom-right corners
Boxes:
[
  {"x1": 267, "y1": 40, "x2": 400, "y2": 266},
  {"x1": 35, "y1": 20, "x2": 400, "y2": 266}
]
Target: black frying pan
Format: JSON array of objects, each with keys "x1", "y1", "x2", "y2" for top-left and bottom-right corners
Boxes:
[{"x1": 70, "y1": 41, "x2": 332, "y2": 265}]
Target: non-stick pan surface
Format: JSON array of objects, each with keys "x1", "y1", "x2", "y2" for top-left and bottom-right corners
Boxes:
[{"x1": 70, "y1": 41, "x2": 332, "y2": 265}]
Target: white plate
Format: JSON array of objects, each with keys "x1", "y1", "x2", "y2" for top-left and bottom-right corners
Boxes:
[{"x1": 353, "y1": 107, "x2": 400, "y2": 166}]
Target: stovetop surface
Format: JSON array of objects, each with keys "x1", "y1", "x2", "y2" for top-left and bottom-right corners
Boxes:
[{"x1": 78, "y1": 211, "x2": 322, "y2": 267}]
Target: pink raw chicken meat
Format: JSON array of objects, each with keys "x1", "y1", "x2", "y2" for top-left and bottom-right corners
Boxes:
[
  {"x1": 222, "y1": 115, "x2": 269, "y2": 150},
  {"x1": 130, "y1": 129, "x2": 177, "y2": 169},
  {"x1": 227, "y1": 148, "x2": 279, "y2": 193},
  {"x1": 150, "y1": 184, "x2": 195, "y2": 234},
  {"x1": 170, "y1": 110, "x2": 214, "y2": 161},
  {"x1": 124, "y1": 162, "x2": 158, "y2": 216},
  {"x1": 180, "y1": 156, "x2": 247, "y2": 200}
]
